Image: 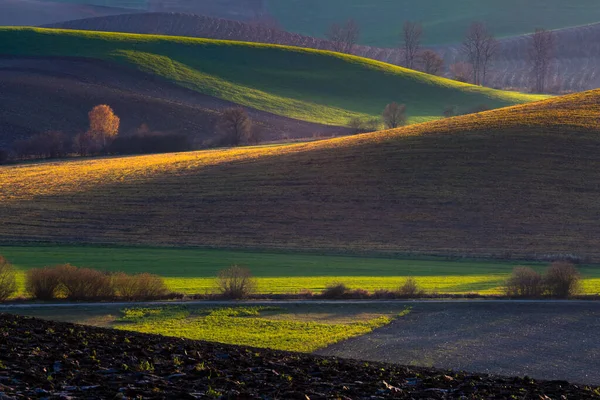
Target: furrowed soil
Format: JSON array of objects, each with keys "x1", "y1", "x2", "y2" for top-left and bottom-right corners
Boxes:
[
  {"x1": 0, "y1": 313, "x2": 598, "y2": 399},
  {"x1": 318, "y1": 302, "x2": 600, "y2": 386},
  {"x1": 2, "y1": 90, "x2": 600, "y2": 259}
]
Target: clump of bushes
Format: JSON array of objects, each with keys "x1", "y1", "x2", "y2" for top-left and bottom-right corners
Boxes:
[
  {"x1": 0, "y1": 256, "x2": 17, "y2": 301},
  {"x1": 112, "y1": 272, "x2": 169, "y2": 300},
  {"x1": 504, "y1": 267, "x2": 544, "y2": 297},
  {"x1": 397, "y1": 277, "x2": 425, "y2": 297},
  {"x1": 26, "y1": 267, "x2": 62, "y2": 301},
  {"x1": 504, "y1": 262, "x2": 581, "y2": 298},
  {"x1": 321, "y1": 282, "x2": 350, "y2": 299},
  {"x1": 544, "y1": 262, "x2": 581, "y2": 298},
  {"x1": 217, "y1": 265, "x2": 256, "y2": 299},
  {"x1": 25, "y1": 264, "x2": 170, "y2": 301}
]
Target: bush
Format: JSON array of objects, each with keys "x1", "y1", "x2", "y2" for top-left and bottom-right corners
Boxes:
[
  {"x1": 112, "y1": 272, "x2": 169, "y2": 300},
  {"x1": 0, "y1": 256, "x2": 17, "y2": 301},
  {"x1": 321, "y1": 282, "x2": 350, "y2": 299},
  {"x1": 26, "y1": 267, "x2": 62, "y2": 300},
  {"x1": 397, "y1": 277, "x2": 424, "y2": 297},
  {"x1": 504, "y1": 267, "x2": 544, "y2": 297},
  {"x1": 544, "y1": 262, "x2": 581, "y2": 298},
  {"x1": 217, "y1": 265, "x2": 256, "y2": 299},
  {"x1": 54, "y1": 264, "x2": 114, "y2": 300}
]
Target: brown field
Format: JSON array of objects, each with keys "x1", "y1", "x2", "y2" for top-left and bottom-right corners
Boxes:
[
  {"x1": 0, "y1": 57, "x2": 347, "y2": 146},
  {"x1": 2, "y1": 90, "x2": 600, "y2": 258}
]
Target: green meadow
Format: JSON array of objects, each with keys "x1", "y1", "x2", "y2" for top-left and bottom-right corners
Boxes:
[
  {"x1": 0, "y1": 28, "x2": 546, "y2": 126},
  {"x1": 2, "y1": 246, "x2": 600, "y2": 296}
]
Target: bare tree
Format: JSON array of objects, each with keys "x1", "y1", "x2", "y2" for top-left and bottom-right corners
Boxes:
[
  {"x1": 418, "y1": 50, "x2": 444, "y2": 75},
  {"x1": 402, "y1": 21, "x2": 423, "y2": 69},
  {"x1": 326, "y1": 19, "x2": 360, "y2": 53},
  {"x1": 218, "y1": 107, "x2": 252, "y2": 146},
  {"x1": 529, "y1": 28, "x2": 555, "y2": 93},
  {"x1": 462, "y1": 22, "x2": 497, "y2": 85},
  {"x1": 382, "y1": 103, "x2": 407, "y2": 129}
]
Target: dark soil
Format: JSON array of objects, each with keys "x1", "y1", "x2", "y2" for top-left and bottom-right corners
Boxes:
[
  {"x1": 318, "y1": 302, "x2": 600, "y2": 386},
  {"x1": 0, "y1": 57, "x2": 348, "y2": 146},
  {"x1": 0, "y1": 313, "x2": 598, "y2": 399}
]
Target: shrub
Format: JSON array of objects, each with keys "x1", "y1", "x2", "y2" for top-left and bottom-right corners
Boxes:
[
  {"x1": 26, "y1": 267, "x2": 61, "y2": 300},
  {"x1": 504, "y1": 267, "x2": 544, "y2": 297},
  {"x1": 0, "y1": 256, "x2": 17, "y2": 301},
  {"x1": 217, "y1": 265, "x2": 256, "y2": 299},
  {"x1": 349, "y1": 288, "x2": 370, "y2": 299},
  {"x1": 321, "y1": 282, "x2": 350, "y2": 299},
  {"x1": 112, "y1": 272, "x2": 169, "y2": 300},
  {"x1": 55, "y1": 264, "x2": 114, "y2": 300},
  {"x1": 397, "y1": 277, "x2": 424, "y2": 297},
  {"x1": 544, "y1": 262, "x2": 581, "y2": 298},
  {"x1": 373, "y1": 289, "x2": 395, "y2": 299}
]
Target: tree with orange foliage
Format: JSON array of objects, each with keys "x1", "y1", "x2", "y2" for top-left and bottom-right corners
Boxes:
[{"x1": 88, "y1": 105, "x2": 120, "y2": 151}]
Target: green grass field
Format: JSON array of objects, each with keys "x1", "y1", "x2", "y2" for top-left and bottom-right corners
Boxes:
[
  {"x1": 267, "y1": 0, "x2": 600, "y2": 46},
  {"x1": 0, "y1": 28, "x2": 546, "y2": 126},
  {"x1": 0, "y1": 303, "x2": 409, "y2": 352},
  {"x1": 2, "y1": 246, "x2": 600, "y2": 296}
]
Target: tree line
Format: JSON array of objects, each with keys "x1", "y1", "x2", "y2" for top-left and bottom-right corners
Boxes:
[
  {"x1": 0, "y1": 105, "x2": 262, "y2": 164},
  {"x1": 324, "y1": 18, "x2": 556, "y2": 93}
]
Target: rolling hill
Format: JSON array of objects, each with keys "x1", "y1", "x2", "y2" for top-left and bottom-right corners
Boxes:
[
  {"x1": 0, "y1": 0, "x2": 140, "y2": 26},
  {"x1": 0, "y1": 57, "x2": 346, "y2": 146},
  {"x1": 267, "y1": 0, "x2": 600, "y2": 46},
  {"x1": 0, "y1": 27, "x2": 546, "y2": 128},
  {"x1": 2, "y1": 90, "x2": 600, "y2": 259},
  {"x1": 47, "y1": 12, "x2": 600, "y2": 94}
]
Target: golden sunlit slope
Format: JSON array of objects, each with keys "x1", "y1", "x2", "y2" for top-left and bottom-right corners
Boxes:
[{"x1": 2, "y1": 90, "x2": 600, "y2": 259}]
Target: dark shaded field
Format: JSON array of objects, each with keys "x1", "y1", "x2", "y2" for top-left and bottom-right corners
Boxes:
[
  {"x1": 318, "y1": 302, "x2": 600, "y2": 385},
  {"x1": 1, "y1": 91, "x2": 600, "y2": 260},
  {"x1": 0, "y1": 57, "x2": 347, "y2": 146},
  {"x1": 0, "y1": 313, "x2": 598, "y2": 399}
]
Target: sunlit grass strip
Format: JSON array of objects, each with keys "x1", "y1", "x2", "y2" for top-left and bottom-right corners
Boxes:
[
  {"x1": 11, "y1": 272, "x2": 600, "y2": 297},
  {"x1": 115, "y1": 306, "x2": 397, "y2": 352}
]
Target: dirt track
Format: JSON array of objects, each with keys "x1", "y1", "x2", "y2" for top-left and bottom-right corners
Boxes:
[
  {"x1": 317, "y1": 302, "x2": 600, "y2": 385},
  {"x1": 0, "y1": 57, "x2": 348, "y2": 146}
]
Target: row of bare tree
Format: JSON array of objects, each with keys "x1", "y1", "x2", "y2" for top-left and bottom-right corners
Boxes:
[{"x1": 323, "y1": 18, "x2": 557, "y2": 93}]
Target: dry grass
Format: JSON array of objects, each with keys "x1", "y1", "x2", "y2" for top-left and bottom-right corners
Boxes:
[{"x1": 2, "y1": 91, "x2": 600, "y2": 258}]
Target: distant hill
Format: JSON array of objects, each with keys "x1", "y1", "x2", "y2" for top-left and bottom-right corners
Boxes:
[
  {"x1": 2, "y1": 90, "x2": 600, "y2": 259},
  {"x1": 36, "y1": 0, "x2": 600, "y2": 47},
  {"x1": 437, "y1": 22, "x2": 600, "y2": 93},
  {"x1": 48, "y1": 13, "x2": 600, "y2": 94},
  {"x1": 267, "y1": 0, "x2": 600, "y2": 47},
  {"x1": 0, "y1": 28, "x2": 546, "y2": 129},
  {"x1": 0, "y1": 0, "x2": 140, "y2": 26}
]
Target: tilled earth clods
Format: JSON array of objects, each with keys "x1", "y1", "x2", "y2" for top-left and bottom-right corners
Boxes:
[{"x1": 0, "y1": 314, "x2": 598, "y2": 399}]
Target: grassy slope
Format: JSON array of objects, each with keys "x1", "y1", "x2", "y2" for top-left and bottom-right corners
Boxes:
[
  {"x1": 2, "y1": 90, "x2": 600, "y2": 259},
  {"x1": 267, "y1": 0, "x2": 600, "y2": 46},
  {"x1": 0, "y1": 27, "x2": 545, "y2": 125},
  {"x1": 2, "y1": 246, "x2": 600, "y2": 295}
]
